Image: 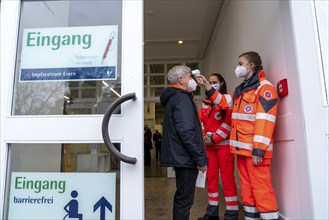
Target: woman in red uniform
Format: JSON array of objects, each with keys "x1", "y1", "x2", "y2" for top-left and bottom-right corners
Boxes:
[{"x1": 198, "y1": 73, "x2": 239, "y2": 220}]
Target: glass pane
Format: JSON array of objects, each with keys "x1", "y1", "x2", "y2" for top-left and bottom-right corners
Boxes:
[
  {"x1": 69, "y1": 81, "x2": 79, "y2": 87},
  {"x1": 150, "y1": 87, "x2": 165, "y2": 97},
  {"x1": 150, "y1": 75, "x2": 165, "y2": 85},
  {"x1": 144, "y1": 75, "x2": 148, "y2": 85},
  {"x1": 70, "y1": 89, "x2": 79, "y2": 99},
  {"x1": 5, "y1": 143, "x2": 120, "y2": 219},
  {"x1": 81, "y1": 88, "x2": 96, "y2": 98},
  {"x1": 186, "y1": 62, "x2": 199, "y2": 70},
  {"x1": 81, "y1": 81, "x2": 96, "y2": 87},
  {"x1": 155, "y1": 103, "x2": 164, "y2": 124},
  {"x1": 144, "y1": 87, "x2": 148, "y2": 97},
  {"x1": 167, "y1": 63, "x2": 180, "y2": 71},
  {"x1": 149, "y1": 64, "x2": 164, "y2": 73},
  {"x1": 12, "y1": 0, "x2": 122, "y2": 115}
]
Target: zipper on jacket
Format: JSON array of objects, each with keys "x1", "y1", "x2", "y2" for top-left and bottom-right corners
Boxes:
[
  {"x1": 235, "y1": 94, "x2": 244, "y2": 151},
  {"x1": 235, "y1": 129, "x2": 239, "y2": 151},
  {"x1": 237, "y1": 93, "x2": 244, "y2": 110},
  {"x1": 208, "y1": 106, "x2": 214, "y2": 119}
]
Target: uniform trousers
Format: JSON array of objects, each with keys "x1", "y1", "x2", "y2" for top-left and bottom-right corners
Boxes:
[
  {"x1": 206, "y1": 147, "x2": 239, "y2": 218},
  {"x1": 237, "y1": 155, "x2": 279, "y2": 220}
]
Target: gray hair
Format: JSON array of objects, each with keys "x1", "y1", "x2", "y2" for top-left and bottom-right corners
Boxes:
[{"x1": 167, "y1": 65, "x2": 191, "y2": 84}]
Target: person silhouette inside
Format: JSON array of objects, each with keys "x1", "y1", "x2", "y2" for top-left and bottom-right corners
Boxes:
[
  {"x1": 63, "y1": 190, "x2": 83, "y2": 220},
  {"x1": 144, "y1": 125, "x2": 153, "y2": 166},
  {"x1": 153, "y1": 129, "x2": 162, "y2": 162}
]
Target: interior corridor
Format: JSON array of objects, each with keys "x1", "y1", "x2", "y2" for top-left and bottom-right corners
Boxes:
[{"x1": 144, "y1": 150, "x2": 244, "y2": 220}]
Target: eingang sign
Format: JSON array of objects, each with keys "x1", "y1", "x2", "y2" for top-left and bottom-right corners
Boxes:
[
  {"x1": 8, "y1": 172, "x2": 116, "y2": 220},
  {"x1": 19, "y1": 25, "x2": 118, "y2": 82}
]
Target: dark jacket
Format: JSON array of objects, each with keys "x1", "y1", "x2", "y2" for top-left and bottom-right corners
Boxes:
[{"x1": 160, "y1": 87, "x2": 208, "y2": 168}]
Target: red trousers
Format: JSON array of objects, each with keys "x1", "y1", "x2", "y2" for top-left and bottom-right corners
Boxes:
[
  {"x1": 206, "y1": 147, "x2": 238, "y2": 210},
  {"x1": 237, "y1": 155, "x2": 279, "y2": 220}
]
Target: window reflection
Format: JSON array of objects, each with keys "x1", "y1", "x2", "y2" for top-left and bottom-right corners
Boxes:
[
  {"x1": 149, "y1": 64, "x2": 164, "y2": 73},
  {"x1": 8, "y1": 143, "x2": 120, "y2": 173},
  {"x1": 150, "y1": 75, "x2": 165, "y2": 85}
]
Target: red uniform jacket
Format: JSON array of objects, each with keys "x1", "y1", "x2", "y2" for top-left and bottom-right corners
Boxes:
[{"x1": 198, "y1": 98, "x2": 232, "y2": 149}]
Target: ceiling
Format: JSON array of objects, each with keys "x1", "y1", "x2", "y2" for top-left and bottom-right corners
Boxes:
[{"x1": 144, "y1": 0, "x2": 224, "y2": 62}]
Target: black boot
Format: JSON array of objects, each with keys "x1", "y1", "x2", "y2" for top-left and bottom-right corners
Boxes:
[
  {"x1": 224, "y1": 210, "x2": 239, "y2": 220},
  {"x1": 197, "y1": 214, "x2": 220, "y2": 220}
]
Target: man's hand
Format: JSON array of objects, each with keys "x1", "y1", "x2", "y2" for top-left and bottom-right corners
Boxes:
[
  {"x1": 252, "y1": 155, "x2": 263, "y2": 165},
  {"x1": 203, "y1": 136, "x2": 213, "y2": 145},
  {"x1": 197, "y1": 165, "x2": 207, "y2": 173}
]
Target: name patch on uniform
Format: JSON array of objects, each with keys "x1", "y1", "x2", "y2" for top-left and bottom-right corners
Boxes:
[
  {"x1": 244, "y1": 104, "x2": 253, "y2": 113},
  {"x1": 264, "y1": 90, "x2": 272, "y2": 99}
]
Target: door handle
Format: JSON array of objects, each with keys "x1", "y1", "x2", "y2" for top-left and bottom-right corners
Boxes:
[{"x1": 102, "y1": 93, "x2": 137, "y2": 164}]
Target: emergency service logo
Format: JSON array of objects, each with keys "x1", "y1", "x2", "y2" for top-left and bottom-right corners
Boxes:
[
  {"x1": 244, "y1": 104, "x2": 253, "y2": 113},
  {"x1": 264, "y1": 90, "x2": 272, "y2": 99},
  {"x1": 214, "y1": 112, "x2": 221, "y2": 120}
]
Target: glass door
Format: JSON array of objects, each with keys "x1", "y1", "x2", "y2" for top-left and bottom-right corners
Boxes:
[{"x1": 0, "y1": 0, "x2": 143, "y2": 219}]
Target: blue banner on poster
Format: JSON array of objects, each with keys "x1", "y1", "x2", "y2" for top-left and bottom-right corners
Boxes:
[{"x1": 20, "y1": 66, "x2": 116, "y2": 81}]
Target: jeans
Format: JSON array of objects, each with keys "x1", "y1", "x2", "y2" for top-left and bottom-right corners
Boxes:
[{"x1": 173, "y1": 167, "x2": 198, "y2": 220}]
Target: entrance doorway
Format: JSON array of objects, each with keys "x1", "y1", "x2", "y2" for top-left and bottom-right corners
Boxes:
[{"x1": 143, "y1": 62, "x2": 210, "y2": 220}]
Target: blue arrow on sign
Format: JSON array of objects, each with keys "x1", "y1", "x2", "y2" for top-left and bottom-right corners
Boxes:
[{"x1": 94, "y1": 196, "x2": 112, "y2": 220}]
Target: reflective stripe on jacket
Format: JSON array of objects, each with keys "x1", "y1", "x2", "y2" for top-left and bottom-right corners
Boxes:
[
  {"x1": 198, "y1": 99, "x2": 231, "y2": 149},
  {"x1": 206, "y1": 70, "x2": 278, "y2": 158}
]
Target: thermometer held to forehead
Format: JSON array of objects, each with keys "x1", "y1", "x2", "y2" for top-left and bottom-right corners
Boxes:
[{"x1": 191, "y1": 69, "x2": 201, "y2": 76}]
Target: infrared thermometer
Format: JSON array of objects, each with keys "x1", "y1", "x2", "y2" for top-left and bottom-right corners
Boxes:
[{"x1": 191, "y1": 69, "x2": 201, "y2": 76}]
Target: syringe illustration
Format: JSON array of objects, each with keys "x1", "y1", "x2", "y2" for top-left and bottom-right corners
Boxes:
[{"x1": 101, "y1": 31, "x2": 115, "y2": 65}]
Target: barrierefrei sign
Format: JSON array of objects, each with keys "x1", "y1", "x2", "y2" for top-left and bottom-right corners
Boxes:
[
  {"x1": 8, "y1": 172, "x2": 116, "y2": 220},
  {"x1": 20, "y1": 25, "x2": 118, "y2": 82}
]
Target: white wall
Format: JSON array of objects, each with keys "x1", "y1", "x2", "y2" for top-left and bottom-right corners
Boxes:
[
  {"x1": 204, "y1": 0, "x2": 328, "y2": 219},
  {"x1": 289, "y1": 1, "x2": 328, "y2": 219}
]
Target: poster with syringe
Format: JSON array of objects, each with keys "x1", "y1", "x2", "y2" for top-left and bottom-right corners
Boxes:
[{"x1": 19, "y1": 25, "x2": 118, "y2": 82}]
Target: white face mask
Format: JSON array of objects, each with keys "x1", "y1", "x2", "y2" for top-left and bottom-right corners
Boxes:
[
  {"x1": 187, "y1": 79, "x2": 197, "y2": 92},
  {"x1": 235, "y1": 65, "x2": 248, "y2": 78},
  {"x1": 211, "y1": 83, "x2": 220, "y2": 91}
]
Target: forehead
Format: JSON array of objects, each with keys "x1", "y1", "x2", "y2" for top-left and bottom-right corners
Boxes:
[
  {"x1": 238, "y1": 56, "x2": 248, "y2": 64},
  {"x1": 208, "y1": 75, "x2": 219, "y2": 82},
  {"x1": 184, "y1": 72, "x2": 192, "y2": 77}
]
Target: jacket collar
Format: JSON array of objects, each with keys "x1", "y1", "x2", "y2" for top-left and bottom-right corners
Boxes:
[
  {"x1": 202, "y1": 98, "x2": 212, "y2": 105},
  {"x1": 233, "y1": 70, "x2": 262, "y2": 101}
]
